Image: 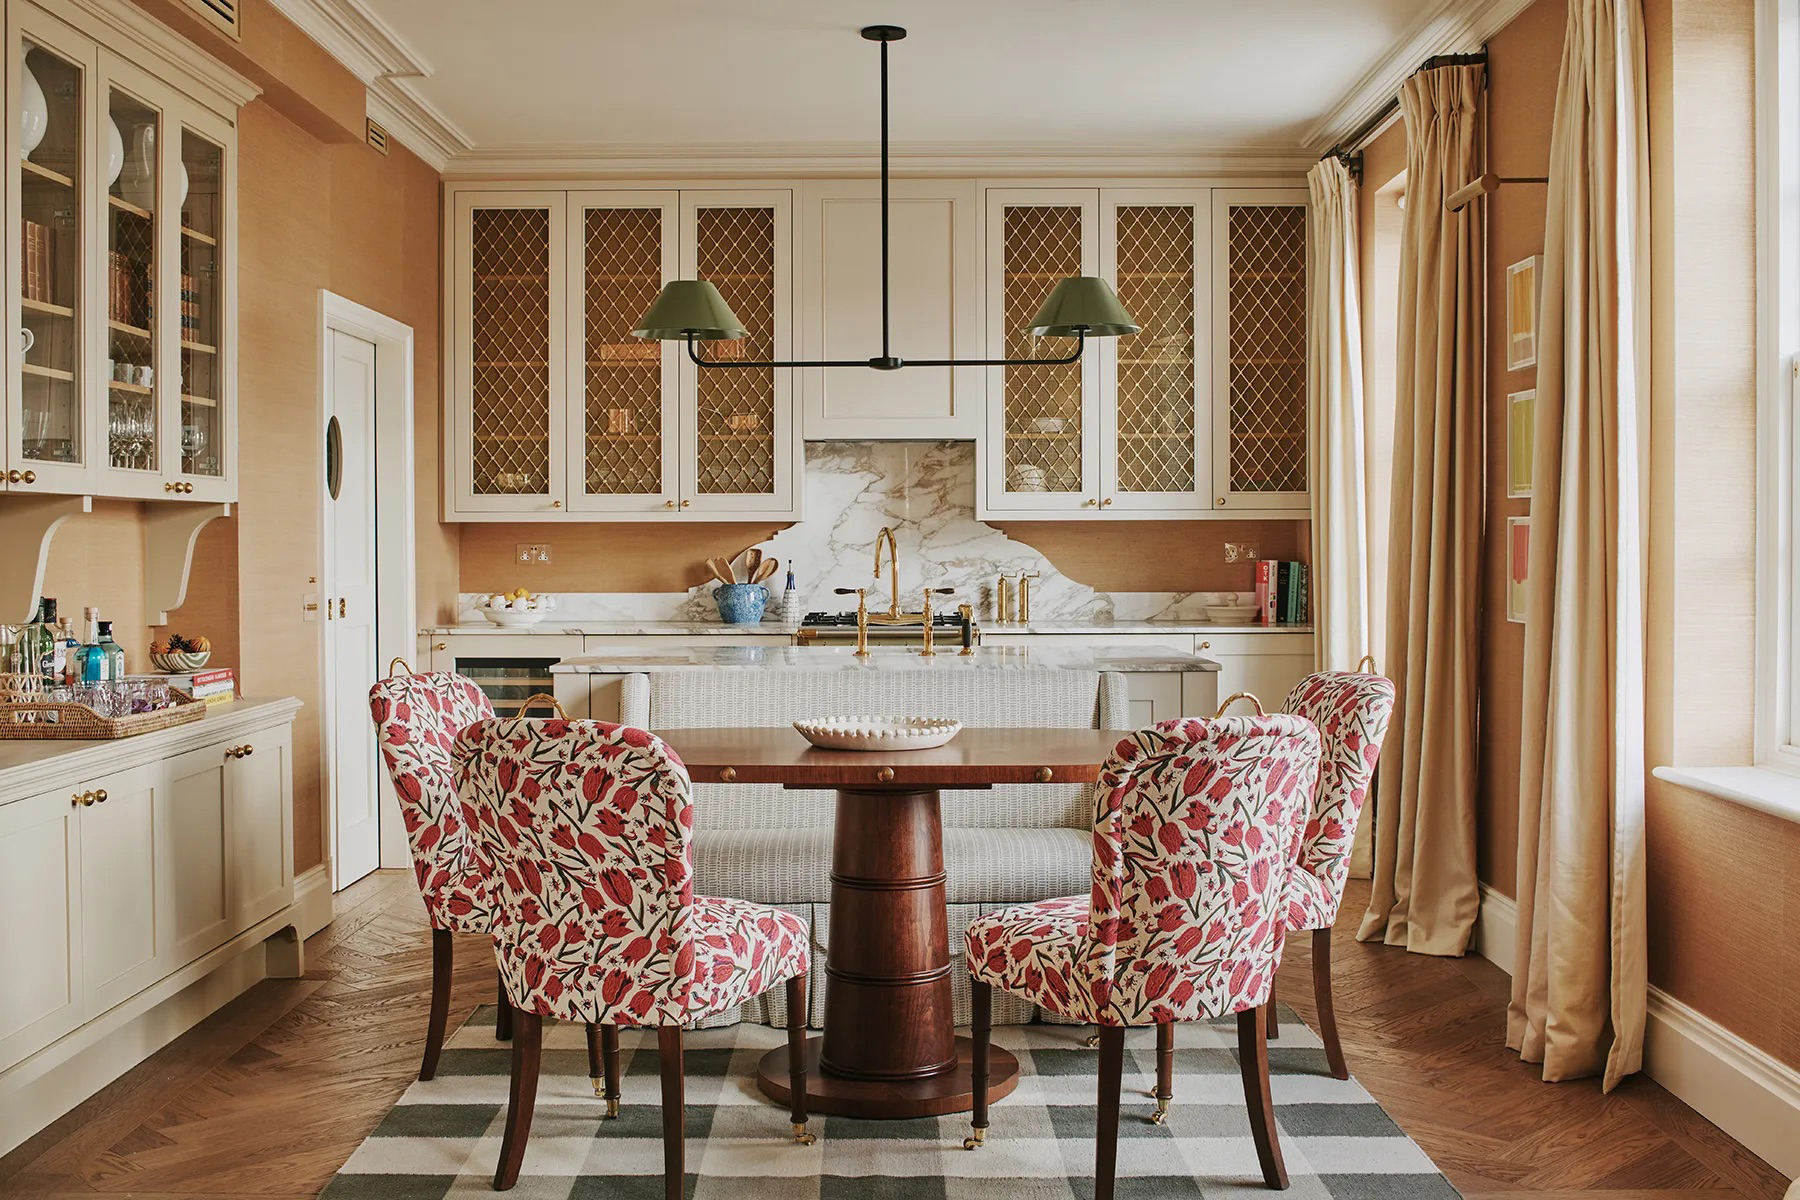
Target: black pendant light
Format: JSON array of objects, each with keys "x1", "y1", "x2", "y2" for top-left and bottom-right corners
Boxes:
[{"x1": 632, "y1": 24, "x2": 1140, "y2": 371}]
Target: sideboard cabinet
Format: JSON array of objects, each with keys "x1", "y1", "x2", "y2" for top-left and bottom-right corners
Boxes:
[
  {"x1": 445, "y1": 185, "x2": 799, "y2": 522},
  {"x1": 5, "y1": 0, "x2": 244, "y2": 503}
]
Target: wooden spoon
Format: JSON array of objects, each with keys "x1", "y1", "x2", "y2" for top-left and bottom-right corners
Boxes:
[
  {"x1": 751, "y1": 557, "x2": 780, "y2": 584},
  {"x1": 705, "y1": 556, "x2": 736, "y2": 584}
]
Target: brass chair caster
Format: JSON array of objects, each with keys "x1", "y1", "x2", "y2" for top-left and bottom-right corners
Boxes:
[
  {"x1": 1083, "y1": 1032, "x2": 1102, "y2": 1049},
  {"x1": 963, "y1": 1127, "x2": 987, "y2": 1150},
  {"x1": 1149, "y1": 1097, "x2": 1170, "y2": 1126},
  {"x1": 605, "y1": 1097, "x2": 620, "y2": 1120},
  {"x1": 792, "y1": 1123, "x2": 817, "y2": 1146},
  {"x1": 591, "y1": 1077, "x2": 604, "y2": 1098}
]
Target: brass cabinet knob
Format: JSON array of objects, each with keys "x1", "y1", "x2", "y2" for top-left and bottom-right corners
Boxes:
[
  {"x1": 242, "y1": 746, "x2": 254, "y2": 758},
  {"x1": 19, "y1": 470, "x2": 33, "y2": 484},
  {"x1": 680, "y1": 499, "x2": 691, "y2": 508},
  {"x1": 1035, "y1": 767, "x2": 1054, "y2": 782},
  {"x1": 1199, "y1": 640, "x2": 1212, "y2": 650},
  {"x1": 876, "y1": 767, "x2": 895, "y2": 783},
  {"x1": 664, "y1": 500, "x2": 676, "y2": 508},
  {"x1": 182, "y1": 482, "x2": 194, "y2": 493},
  {"x1": 6, "y1": 469, "x2": 19, "y2": 483},
  {"x1": 77, "y1": 790, "x2": 95, "y2": 806},
  {"x1": 1101, "y1": 497, "x2": 1113, "y2": 507},
  {"x1": 165, "y1": 482, "x2": 179, "y2": 493},
  {"x1": 1083, "y1": 498, "x2": 1097, "y2": 507},
  {"x1": 94, "y1": 789, "x2": 107, "y2": 802},
  {"x1": 719, "y1": 767, "x2": 737, "y2": 782},
  {"x1": 1216, "y1": 497, "x2": 1226, "y2": 506},
  {"x1": 70, "y1": 792, "x2": 82, "y2": 808},
  {"x1": 432, "y1": 642, "x2": 448, "y2": 651},
  {"x1": 551, "y1": 500, "x2": 563, "y2": 508}
]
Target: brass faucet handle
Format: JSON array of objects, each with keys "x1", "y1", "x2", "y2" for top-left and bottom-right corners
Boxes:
[{"x1": 832, "y1": 587, "x2": 864, "y2": 596}]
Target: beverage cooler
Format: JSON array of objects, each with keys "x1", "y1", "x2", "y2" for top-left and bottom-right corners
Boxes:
[{"x1": 421, "y1": 633, "x2": 581, "y2": 717}]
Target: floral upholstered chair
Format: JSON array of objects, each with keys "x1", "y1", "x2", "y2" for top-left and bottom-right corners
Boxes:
[
  {"x1": 456, "y1": 713, "x2": 815, "y2": 1194},
  {"x1": 963, "y1": 715, "x2": 1321, "y2": 1196},
  {"x1": 368, "y1": 668, "x2": 505, "y2": 1080},
  {"x1": 1278, "y1": 669, "x2": 1395, "y2": 1079}
]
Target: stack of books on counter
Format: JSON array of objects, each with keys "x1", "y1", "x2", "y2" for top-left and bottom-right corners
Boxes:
[{"x1": 128, "y1": 667, "x2": 236, "y2": 705}]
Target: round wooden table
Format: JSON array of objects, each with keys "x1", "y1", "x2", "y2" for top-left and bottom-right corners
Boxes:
[{"x1": 654, "y1": 726, "x2": 1123, "y2": 1120}]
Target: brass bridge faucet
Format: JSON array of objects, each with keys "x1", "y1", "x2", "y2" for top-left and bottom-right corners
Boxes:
[{"x1": 872, "y1": 525, "x2": 903, "y2": 621}]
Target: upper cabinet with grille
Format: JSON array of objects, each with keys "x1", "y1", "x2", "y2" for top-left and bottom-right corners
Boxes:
[
  {"x1": 445, "y1": 185, "x2": 797, "y2": 522},
  {"x1": 979, "y1": 186, "x2": 1307, "y2": 520}
]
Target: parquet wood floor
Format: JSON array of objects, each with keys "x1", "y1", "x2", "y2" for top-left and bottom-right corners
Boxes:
[{"x1": 0, "y1": 873, "x2": 1788, "y2": 1198}]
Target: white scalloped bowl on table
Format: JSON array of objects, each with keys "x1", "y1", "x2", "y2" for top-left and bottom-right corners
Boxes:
[
  {"x1": 481, "y1": 608, "x2": 548, "y2": 627},
  {"x1": 792, "y1": 716, "x2": 963, "y2": 752}
]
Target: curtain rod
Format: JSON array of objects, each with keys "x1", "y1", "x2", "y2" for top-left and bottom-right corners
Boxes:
[{"x1": 1321, "y1": 50, "x2": 1489, "y2": 175}]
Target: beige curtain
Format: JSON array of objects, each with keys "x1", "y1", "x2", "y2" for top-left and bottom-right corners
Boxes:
[
  {"x1": 1358, "y1": 65, "x2": 1485, "y2": 957},
  {"x1": 1307, "y1": 157, "x2": 1377, "y2": 673},
  {"x1": 1506, "y1": 0, "x2": 1649, "y2": 1091}
]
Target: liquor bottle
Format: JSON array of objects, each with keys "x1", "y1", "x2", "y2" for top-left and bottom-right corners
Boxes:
[
  {"x1": 32, "y1": 598, "x2": 60, "y2": 682},
  {"x1": 75, "y1": 607, "x2": 109, "y2": 684},
  {"x1": 97, "y1": 621, "x2": 126, "y2": 682},
  {"x1": 11, "y1": 599, "x2": 48, "y2": 679},
  {"x1": 61, "y1": 614, "x2": 84, "y2": 685}
]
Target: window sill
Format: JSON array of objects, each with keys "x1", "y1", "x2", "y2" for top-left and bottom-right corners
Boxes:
[{"x1": 1651, "y1": 765, "x2": 1800, "y2": 825}]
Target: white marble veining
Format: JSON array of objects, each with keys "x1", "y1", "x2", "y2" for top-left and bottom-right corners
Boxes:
[{"x1": 551, "y1": 645, "x2": 1221, "y2": 674}]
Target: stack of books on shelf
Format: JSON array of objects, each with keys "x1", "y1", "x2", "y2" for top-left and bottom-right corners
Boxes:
[
  {"x1": 22, "y1": 220, "x2": 51, "y2": 303},
  {"x1": 129, "y1": 666, "x2": 235, "y2": 705},
  {"x1": 1254, "y1": 560, "x2": 1310, "y2": 626}
]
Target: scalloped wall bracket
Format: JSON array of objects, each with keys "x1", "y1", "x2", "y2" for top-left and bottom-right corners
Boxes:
[
  {"x1": 146, "y1": 503, "x2": 232, "y2": 625},
  {"x1": 1, "y1": 495, "x2": 94, "y2": 624}
]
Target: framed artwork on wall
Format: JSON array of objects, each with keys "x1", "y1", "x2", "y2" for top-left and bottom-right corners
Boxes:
[
  {"x1": 1507, "y1": 516, "x2": 1531, "y2": 624},
  {"x1": 1506, "y1": 255, "x2": 1542, "y2": 371},
  {"x1": 1508, "y1": 388, "x2": 1535, "y2": 498}
]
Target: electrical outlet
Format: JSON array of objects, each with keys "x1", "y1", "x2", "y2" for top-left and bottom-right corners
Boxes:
[
  {"x1": 516, "y1": 543, "x2": 552, "y2": 565},
  {"x1": 1223, "y1": 543, "x2": 1259, "y2": 563}
]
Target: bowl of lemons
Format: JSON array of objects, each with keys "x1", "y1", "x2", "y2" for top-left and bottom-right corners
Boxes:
[{"x1": 479, "y1": 589, "x2": 555, "y2": 626}]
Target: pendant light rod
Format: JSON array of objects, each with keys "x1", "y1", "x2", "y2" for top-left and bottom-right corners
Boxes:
[{"x1": 648, "y1": 24, "x2": 1140, "y2": 370}]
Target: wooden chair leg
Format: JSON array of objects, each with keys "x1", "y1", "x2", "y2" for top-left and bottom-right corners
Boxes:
[
  {"x1": 785, "y1": 973, "x2": 816, "y2": 1144},
  {"x1": 494, "y1": 971, "x2": 513, "y2": 1042},
  {"x1": 1313, "y1": 927, "x2": 1348, "y2": 1080},
  {"x1": 492, "y1": 1010, "x2": 542, "y2": 1191},
  {"x1": 1266, "y1": 975, "x2": 1280, "y2": 1039},
  {"x1": 420, "y1": 928, "x2": 452, "y2": 1081},
  {"x1": 965, "y1": 978, "x2": 992, "y2": 1149},
  {"x1": 601, "y1": 1024, "x2": 621, "y2": 1117},
  {"x1": 1237, "y1": 1007, "x2": 1289, "y2": 1190},
  {"x1": 1151, "y1": 1021, "x2": 1174, "y2": 1124},
  {"x1": 1094, "y1": 1026, "x2": 1126, "y2": 1200},
  {"x1": 657, "y1": 1026, "x2": 685, "y2": 1200}
]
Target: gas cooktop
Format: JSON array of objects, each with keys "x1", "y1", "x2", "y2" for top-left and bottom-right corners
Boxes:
[{"x1": 801, "y1": 611, "x2": 962, "y2": 629}]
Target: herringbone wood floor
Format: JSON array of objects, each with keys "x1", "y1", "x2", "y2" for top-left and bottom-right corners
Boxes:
[{"x1": 0, "y1": 872, "x2": 1788, "y2": 1199}]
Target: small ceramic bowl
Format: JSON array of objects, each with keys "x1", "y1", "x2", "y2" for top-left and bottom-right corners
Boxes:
[
  {"x1": 150, "y1": 650, "x2": 210, "y2": 673},
  {"x1": 1204, "y1": 604, "x2": 1261, "y2": 624}
]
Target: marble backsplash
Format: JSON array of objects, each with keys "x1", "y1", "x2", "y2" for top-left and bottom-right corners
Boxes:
[{"x1": 458, "y1": 442, "x2": 1255, "y2": 626}]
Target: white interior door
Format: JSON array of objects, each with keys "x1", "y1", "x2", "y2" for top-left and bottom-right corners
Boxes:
[{"x1": 326, "y1": 329, "x2": 381, "y2": 888}]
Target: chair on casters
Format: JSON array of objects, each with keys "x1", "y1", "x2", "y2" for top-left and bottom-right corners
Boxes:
[
  {"x1": 457, "y1": 712, "x2": 816, "y2": 1195},
  {"x1": 963, "y1": 715, "x2": 1322, "y2": 1197},
  {"x1": 1276, "y1": 669, "x2": 1395, "y2": 1079},
  {"x1": 369, "y1": 663, "x2": 516, "y2": 1080}
]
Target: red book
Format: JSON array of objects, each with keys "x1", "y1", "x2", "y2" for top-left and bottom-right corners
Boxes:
[
  {"x1": 190, "y1": 667, "x2": 235, "y2": 686},
  {"x1": 1255, "y1": 561, "x2": 1276, "y2": 625}
]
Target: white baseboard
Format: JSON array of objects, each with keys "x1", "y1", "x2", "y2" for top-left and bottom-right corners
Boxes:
[
  {"x1": 1470, "y1": 883, "x2": 1799, "y2": 1182},
  {"x1": 292, "y1": 863, "x2": 335, "y2": 940}
]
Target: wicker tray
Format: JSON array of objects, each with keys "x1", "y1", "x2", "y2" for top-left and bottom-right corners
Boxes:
[{"x1": 0, "y1": 689, "x2": 206, "y2": 740}]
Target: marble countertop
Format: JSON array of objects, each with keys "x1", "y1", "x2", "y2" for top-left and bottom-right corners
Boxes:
[
  {"x1": 550, "y1": 645, "x2": 1221, "y2": 674},
  {"x1": 422, "y1": 619, "x2": 1310, "y2": 637}
]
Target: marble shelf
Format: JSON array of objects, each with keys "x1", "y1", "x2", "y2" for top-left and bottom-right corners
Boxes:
[{"x1": 550, "y1": 645, "x2": 1221, "y2": 675}]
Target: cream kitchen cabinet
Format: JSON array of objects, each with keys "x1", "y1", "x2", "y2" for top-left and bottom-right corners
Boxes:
[
  {"x1": 978, "y1": 186, "x2": 1308, "y2": 520},
  {"x1": 798, "y1": 179, "x2": 982, "y2": 440},
  {"x1": 76, "y1": 761, "x2": 164, "y2": 1013},
  {"x1": 1196, "y1": 632, "x2": 1315, "y2": 711},
  {"x1": 6, "y1": 0, "x2": 243, "y2": 504},
  {"x1": 445, "y1": 185, "x2": 800, "y2": 522},
  {"x1": 0, "y1": 784, "x2": 82, "y2": 1073}
]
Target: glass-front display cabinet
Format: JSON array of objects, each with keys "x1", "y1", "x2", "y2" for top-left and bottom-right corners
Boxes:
[{"x1": 7, "y1": 6, "x2": 237, "y2": 502}]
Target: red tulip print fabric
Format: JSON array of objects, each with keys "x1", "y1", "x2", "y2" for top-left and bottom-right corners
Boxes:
[
  {"x1": 965, "y1": 715, "x2": 1321, "y2": 1027},
  {"x1": 369, "y1": 672, "x2": 496, "y2": 934},
  {"x1": 1280, "y1": 672, "x2": 1395, "y2": 931},
  {"x1": 455, "y1": 716, "x2": 808, "y2": 1025}
]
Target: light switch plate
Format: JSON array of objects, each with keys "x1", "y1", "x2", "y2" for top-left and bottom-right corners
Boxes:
[{"x1": 516, "y1": 543, "x2": 552, "y2": 564}]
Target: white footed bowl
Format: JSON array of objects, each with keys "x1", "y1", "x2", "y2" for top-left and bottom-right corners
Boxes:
[
  {"x1": 1205, "y1": 604, "x2": 1261, "y2": 624},
  {"x1": 481, "y1": 607, "x2": 547, "y2": 626},
  {"x1": 793, "y1": 716, "x2": 962, "y2": 752}
]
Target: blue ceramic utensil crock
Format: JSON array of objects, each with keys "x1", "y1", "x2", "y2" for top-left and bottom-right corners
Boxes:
[{"x1": 714, "y1": 583, "x2": 769, "y2": 625}]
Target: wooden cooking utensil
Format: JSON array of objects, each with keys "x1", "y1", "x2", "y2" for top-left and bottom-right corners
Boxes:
[
  {"x1": 751, "y1": 557, "x2": 780, "y2": 584},
  {"x1": 746, "y1": 548, "x2": 763, "y2": 581},
  {"x1": 705, "y1": 556, "x2": 736, "y2": 584}
]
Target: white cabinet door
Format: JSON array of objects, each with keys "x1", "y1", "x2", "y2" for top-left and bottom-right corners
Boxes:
[
  {"x1": 77, "y1": 762, "x2": 163, "y2": 1013},
  {"x1": 1099, "y1": 190, "x2": 1212, "y2": 515},
  {"x1": 1196, "y1": 632, "x2": 1315, "y2": 712},
  {"x1": 800, "y1": 179, "x2": 981, "y2": 440},
  {"x1": 448, "y1": 190, "x2": 569, "y2": 516},
  {"x1": 981, "y1": 189, "x2": 1102, "y2": 516},
  {"x1": 1210, "y1": 189, "x2": 1310, "y2": 512},
  {"x1": 162, "y1": 741, "x2": 232, "y2": 968},
  {"x1": 228, "y1": 723, "x2": 293, "y2": 931},
  {"x1": 1120, "y1": 673, "x2": 1182, "y2": 727},
  {"x1": 565, "y1": 191, "x2": 680, "y2": 515},
  {"x1": 0, "y1": 785, "x2": 83, "y2": 1072},
  {"x1": 678, "y1": 189, "x2": 799, "y2": 520}
]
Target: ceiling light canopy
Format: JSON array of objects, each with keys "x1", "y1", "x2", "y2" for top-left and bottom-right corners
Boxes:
[{"x1": 632, "y1": 24, "x2": 1138, "y2": 372}]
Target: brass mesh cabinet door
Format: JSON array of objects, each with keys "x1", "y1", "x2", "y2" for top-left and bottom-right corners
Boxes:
[
  {"x1": 566, "y1": 192, "x2": 677, "y2": 514},
  {"x1": 982, "y1": 190, "x2": 1100, "y2": 514},
  {"x1": 1211, "y1": 190, "x2": 1309, "y2": 510},
  {"x1": 1100, "y1": 192, "x2": 1209, "y2": 512},
  {"x1": 450, "y1": 191, "x2": 566, "y2": 515},
  {"x1": 678, "y1": 191, "x2": 796, "y2": 518}
]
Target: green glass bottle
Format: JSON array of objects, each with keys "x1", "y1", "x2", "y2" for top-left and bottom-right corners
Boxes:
[{"x1": 98, "y1": 620, "x2": 125, "y2": 682}]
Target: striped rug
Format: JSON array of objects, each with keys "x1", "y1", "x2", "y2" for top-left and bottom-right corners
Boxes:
[{"x1": 325, "y1": 1005, "x2": 1460, "y2": 1198}]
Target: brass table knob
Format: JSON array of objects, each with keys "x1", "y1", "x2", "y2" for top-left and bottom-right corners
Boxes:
[
  {"x1": 719, "y1": 766, "x2": 737, "y2": 782},
  {"x1": 1035, "y1": 767, "x2": 1054, "y2": 783},
  {"x1": 876, "y1": 767, "x2": 895, "y2": 783}
]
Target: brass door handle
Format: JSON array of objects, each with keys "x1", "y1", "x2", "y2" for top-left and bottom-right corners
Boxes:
[
  {"x1": 338, "y1": 598, "x2": 346, "y2": 618},
  {"x1": 432, "y1": 642, "x2": 447, "y2": 651}
]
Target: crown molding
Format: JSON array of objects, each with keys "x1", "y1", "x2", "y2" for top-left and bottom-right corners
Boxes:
[
  {"x1": 65, "y1": 0, "x2": 261, "y2": 114},
  {"x1": 441, "y1": 140, "x2": 1319, "y2": 181},
  {"x1": 1303, "y1": 0, "x2": 1538, "y2": 152},
  {"x1": 263, "y1": 0, "x2": 471, "y2": 170}
]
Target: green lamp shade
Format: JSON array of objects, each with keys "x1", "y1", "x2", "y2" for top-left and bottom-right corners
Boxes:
[
  {"x1": 632, "y1": 280, "x2": 746, "y2": 340},
  {"x1": 1027, "y1": 276, "x2": 1140, "y2": 338}
]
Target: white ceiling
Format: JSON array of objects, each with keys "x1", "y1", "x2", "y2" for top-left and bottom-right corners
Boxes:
[{"x1": 354, "y1": 0, "x2": 1439, "y2": 155}]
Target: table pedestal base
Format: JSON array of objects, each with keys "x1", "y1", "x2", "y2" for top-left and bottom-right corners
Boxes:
[{"x1": 755, "y1": 1035, "x2": 1020, "y2": 1119}]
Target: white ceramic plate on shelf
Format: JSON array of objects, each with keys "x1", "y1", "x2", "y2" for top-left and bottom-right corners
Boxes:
[{"x1": 793, "y1": 716, "x2": 962, "y2": 752}]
